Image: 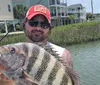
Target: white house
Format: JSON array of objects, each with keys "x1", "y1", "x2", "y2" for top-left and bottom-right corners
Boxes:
[
  {"x1": 0, "y1": 0, "x2": 14, "y2": 33},
  {"x1": 68, "y1": 4, "x2": 86, "y2": 23}
]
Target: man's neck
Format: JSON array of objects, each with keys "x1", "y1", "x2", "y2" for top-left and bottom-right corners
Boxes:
[{"x1": 27, "y1": 39, "x2": 48, "y2": 45}]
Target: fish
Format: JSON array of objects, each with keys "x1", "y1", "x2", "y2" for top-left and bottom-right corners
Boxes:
[{"x1": 0, "y1": 42, "x2": 80, "y2": 85}]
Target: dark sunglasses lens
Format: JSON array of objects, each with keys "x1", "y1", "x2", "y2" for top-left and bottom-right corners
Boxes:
[
  {"x1": 41, "y1": 23, "x2": 50, "y2": 29},
  {"x1": 28, "y1": 20, "x2": 50, "y2": 29},
  {"x1": 28, "y1": 21, "x2": 38, "y2": 27}
]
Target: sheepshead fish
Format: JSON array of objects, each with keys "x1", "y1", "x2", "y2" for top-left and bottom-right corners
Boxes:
[{"x1": 0, "y1": 42, "x2": 79, "y2": 85}]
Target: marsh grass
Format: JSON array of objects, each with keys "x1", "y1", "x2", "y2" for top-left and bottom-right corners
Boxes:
[
  {"x1": 0, "y1": 34, "x2": 26, "y2": 45},
  {"x1": 0, "y1": 21, "x2": 100, "y2": 46},
  {"x1": 48, "y1": 21, "x2": 100, "y2": 45}
]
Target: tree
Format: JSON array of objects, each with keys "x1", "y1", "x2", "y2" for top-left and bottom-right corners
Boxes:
[
  {"x1": 13, "y1": 5, "x2": 28, "y2": 31},
  {"x1": 86, "y1": 13, "x2": 94, "y2": 20},
  {"x1": 68, "y1": 14, "x2": 75, "y2": 24},
  {"x1": 13, "y1": 4, "x2": 28, "y2": 20},
  {"x1": 77, "y1": 13, "x2": 81, "y2": 22}
]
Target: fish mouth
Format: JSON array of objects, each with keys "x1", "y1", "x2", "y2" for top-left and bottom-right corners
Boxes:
[
  {"x1": 7, "y1": 56, "x2": 25, "y2": 72},
  {"x1": 0, "y1": 53, "x2": 16, "y2": 71},
  {"x1": 0, "y1": 52, "x2": 25, "y2": 72},
  {"x1": 0, "y1": 53, "x2": 3, "y2": 58},
  {"x1": 0, "y1": 53, "x2": 7, "y2": 70},
  {"x1": 0, "y1": 53, "x2": 5, "y2": 64},
  {"x1": 0, "y1": 64, "x2": 7, "y2": 70}
]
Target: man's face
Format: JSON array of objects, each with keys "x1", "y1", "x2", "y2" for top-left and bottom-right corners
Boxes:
[{"x1": 24, "y1": 15, "x2": 50, "y2": 42}]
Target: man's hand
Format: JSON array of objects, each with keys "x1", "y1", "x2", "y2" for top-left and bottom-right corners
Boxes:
[
  {"x1": 0, "y1": 65, "x2": 8, "y2": 80},
  {"x1": 0, "y1": 72, "x2": 9, "y2": 80}
]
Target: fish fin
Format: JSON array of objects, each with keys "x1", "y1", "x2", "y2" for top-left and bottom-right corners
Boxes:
[{"x1": 23, "y1": 71, "x2": 40, "y2": 85}]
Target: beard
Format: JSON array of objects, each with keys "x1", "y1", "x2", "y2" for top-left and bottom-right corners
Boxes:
[{"x1": 26, "y1": 30, "x2": 48, "y2": 42}]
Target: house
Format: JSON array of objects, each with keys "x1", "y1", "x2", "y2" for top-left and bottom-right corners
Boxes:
[
  {"x1": 0, "y1": 0, "x2": 14, "y2": 33},
  {"x1": 12, "y1": 0, "x2": 86, "y2": 27},
  {"x1": 68, "y1": 4, "x2": 86, "y2": 23},
  {"x1": 12, "y1": 0, "x2": 69, "y2": 27},
  {"x1": 91, "y1": 13, "x2": 100, "y2": 21},
  {"x1": 49, "y1": 0, "x2": 68, "y2": 26},
  {"x1": 0, "y1": 0, "x2": 14, "y2": 21}
]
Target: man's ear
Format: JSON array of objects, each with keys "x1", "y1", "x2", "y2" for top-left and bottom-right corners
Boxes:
[
  {"x1": 23, "y1": 23, "x2": 25, "y2": 30},
  {"x1": 22, "y1": 18, "x2": 28, "y2": 31},
  {"x1": 48, "y1": 29, "x2": 51, "y2": 34}
]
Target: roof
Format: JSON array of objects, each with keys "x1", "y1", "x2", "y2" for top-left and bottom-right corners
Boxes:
[{"x1": 68, "y1": 4, "x2": 85, "y2": 8}]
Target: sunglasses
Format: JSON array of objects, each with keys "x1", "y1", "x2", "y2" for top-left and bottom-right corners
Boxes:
[{"x1": 28, "y1": 20, "x2": 51, "y2": 29}]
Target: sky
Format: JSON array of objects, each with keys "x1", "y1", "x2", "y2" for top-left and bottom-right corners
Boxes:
[{"x1": 67, "y1": 0, "x2": 100, "y2": 13}]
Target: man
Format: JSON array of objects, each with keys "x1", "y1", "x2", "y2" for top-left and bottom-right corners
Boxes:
[
  {"x1": 23, "y1": 4, "x2": 73, "y2": 67},
  {"x1": 0, "y1": 4, "x2": 73, "y2": 85}
]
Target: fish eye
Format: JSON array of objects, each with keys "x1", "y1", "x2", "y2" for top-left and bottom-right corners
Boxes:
[{"x1": 10, "y1": 47, "x2": 15, "y2": 54}]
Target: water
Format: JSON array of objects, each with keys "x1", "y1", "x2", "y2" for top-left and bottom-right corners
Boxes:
[{"x1": 66, "y1": 40, "x2": 100, "y2": 85}]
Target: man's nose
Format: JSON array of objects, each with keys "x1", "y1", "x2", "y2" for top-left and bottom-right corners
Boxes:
[{"x1": 36, "y1": 26, "x2": 42, "y2": 30}]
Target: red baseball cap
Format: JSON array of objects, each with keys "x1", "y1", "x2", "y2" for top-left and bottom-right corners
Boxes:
[{"x1": 26, "y1": 4, "x2": 51, "y2": 23}]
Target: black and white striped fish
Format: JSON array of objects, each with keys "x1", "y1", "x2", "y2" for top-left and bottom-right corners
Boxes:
[{"x1": 0, "y1": 42, "x2": 80, "y2": 85}]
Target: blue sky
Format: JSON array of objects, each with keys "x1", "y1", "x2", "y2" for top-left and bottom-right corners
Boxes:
[{"x1": 67, "y1": 0, "x2": 100, "y2": 13}]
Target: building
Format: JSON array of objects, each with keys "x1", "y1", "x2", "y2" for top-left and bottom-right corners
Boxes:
[
  {"x1": 0, "y1": 0, "x2": 14, "y2": 33},
  {"x1": 12, "y1": 0, "x2": 48, "y2": 8},
  {"x1": 0, "y1": 0, "x2": 14, "y2": 21},
  {"x1": 12, "y1": 0, "x2": 86, "y2": 27},
  {"x1": 12, "y1": 0, "x2": 69, "y2": 27},
  {"x1": 68, "y1": 4, "x2": 86, "y2": 23},
  {"x1": 49, "y1": 0, "x2": 68, "y2": 26}
]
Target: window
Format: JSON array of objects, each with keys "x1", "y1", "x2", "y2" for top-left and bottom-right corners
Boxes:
[
  {"x1": 50, "y1": 7, "x2": 56, "y2": 16},
  {"x1": 8, "y1": 4, "x2": 11, "y2": 12},
  {"x1": 57, "y1": 0, "x2": 60, "y2": 4},
  {"x1": 49, "y1": 0, "x2": 55, "y2": 5},
  {"x1": 77, "y1": 7, "x2": 80, "y2": 11},
  {"x1": 57, "y1": 0, "x2": 67, "y2": 5},
  {"x1": 72, "y1": 9, "x2": 75, "y2": 11}
]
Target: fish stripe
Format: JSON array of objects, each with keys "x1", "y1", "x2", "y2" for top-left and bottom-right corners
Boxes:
[
  {"x1": 29, "y1": 48, "x2": 45, "y2": 78},
  {"x1": 46, "y1": 61, "x2": 61, "y2": 85},
  {"x1": 34, "y1": 51, "x2": 50, "y2": 81},
  {"x1": 39, "y1": 54, "x2": 57, "y2": 85},
  {"x1": 60, "y1": 72, "x2": 68, "y2": 85},
  {"x1": 22, "y1": 44, "x2": 29, "y2": 56},
  {"x1": 68, "y1": 76, "x2": 73, "y2": 85},
  {"x1": 52, "y1": 66, "x2": 65, "y2": 85},
  {"x1": 27, "y1": 46, "x2": 40, "y2": 73}
]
